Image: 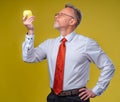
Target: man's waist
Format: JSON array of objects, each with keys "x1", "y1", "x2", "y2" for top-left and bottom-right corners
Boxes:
[{"x1": 51, "y1": 87, "x2": 85, "y2": 96}]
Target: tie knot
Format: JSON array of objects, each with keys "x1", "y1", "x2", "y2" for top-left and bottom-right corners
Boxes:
[{"x1": 62, "y1": 38, "x2": 67, "y2": 43}]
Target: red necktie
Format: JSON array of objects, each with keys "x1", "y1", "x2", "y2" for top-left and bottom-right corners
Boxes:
[{"x1": 53, "y1": 38, "x2": 67, "y2": 95}]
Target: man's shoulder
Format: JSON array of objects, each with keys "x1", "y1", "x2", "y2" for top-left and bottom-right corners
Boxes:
[
  {"x1": 76, "y1": 33, "x2": 96, "y2": 42},
  {"x1": 43, "y1": 36, "x2": 60, "y2": 44},
  {"x1": 76, "y1": 34, "x2": 88, "y2": 39},
  {"x1": 74, "y1": 33, "x2": 99, "y2": 46},
  {"x1": 75, "y1": 33, "x2": 91, "y2": 41}
]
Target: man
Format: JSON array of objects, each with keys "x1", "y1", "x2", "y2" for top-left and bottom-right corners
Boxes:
[{"x1": 22, "y1": 4, "x2": 115, "y2": 102}]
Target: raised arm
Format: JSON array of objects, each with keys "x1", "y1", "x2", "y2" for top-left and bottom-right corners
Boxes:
[{"x1": 22, "y1": 16, "x2": 46, "y2": 63}]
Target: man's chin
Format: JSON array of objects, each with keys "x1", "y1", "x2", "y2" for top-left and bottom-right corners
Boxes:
[{"x1": 54, "y1": 24, "x2": 60, "y2": 29}]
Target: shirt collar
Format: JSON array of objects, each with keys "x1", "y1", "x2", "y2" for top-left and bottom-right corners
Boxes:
[{"x1": 59, "y1": 31, "x2": 76, "y2": 42}]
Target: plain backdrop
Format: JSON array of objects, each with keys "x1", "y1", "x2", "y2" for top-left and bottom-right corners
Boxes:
[{"x1": 0, "y1": 0, "x2": 119, "y2": 102}]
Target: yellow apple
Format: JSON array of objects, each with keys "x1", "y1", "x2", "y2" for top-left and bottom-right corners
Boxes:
[{"x1": 23, "y1": 10, "x2": 32, "y2": 18}]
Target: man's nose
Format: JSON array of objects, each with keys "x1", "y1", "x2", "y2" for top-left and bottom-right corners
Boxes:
[{"x1": 54, "y1": 15, "x2": 59, "y2": 20}]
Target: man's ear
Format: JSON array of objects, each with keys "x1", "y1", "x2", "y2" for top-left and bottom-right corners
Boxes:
[{"x1": 69, "y1": 19, "x2": 77, "y2": 26}]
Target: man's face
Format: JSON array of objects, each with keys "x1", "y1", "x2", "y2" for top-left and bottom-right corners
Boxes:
[{"x1": 54, "y1": 7, "x2": 76, "y2": 30}]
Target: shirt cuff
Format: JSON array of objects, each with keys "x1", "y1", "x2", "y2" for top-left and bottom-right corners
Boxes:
[
  {"x1": 92, "y1": 86, "x2": 103, "y2": 96},
  {"x1": 25, "y1": 33, "x2": 34, "y2": 42}
]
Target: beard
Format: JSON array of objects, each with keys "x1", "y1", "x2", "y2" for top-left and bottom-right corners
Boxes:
[
  {"x1": 54, "y1": 20, "x2": 70, "y2": 31},
  {"x1": 54, "y1": 21, "x2": 60, "y2": 29}
]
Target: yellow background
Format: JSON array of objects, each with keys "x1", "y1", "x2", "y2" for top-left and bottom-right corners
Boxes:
[{"x1": 0, "y1": 0, "x2": 119, "y2": 102}]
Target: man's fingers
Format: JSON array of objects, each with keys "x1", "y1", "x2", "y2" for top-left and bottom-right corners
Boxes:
[
  {"x1": 79, "y1": 92, "x2": 87, "y2": 99},
  {"x1": 23, "y1": 16, "x2": 35, "y2": 22},
  {"x1": 22, "y1": 16, "x2": 27, "y2": 21},
  {"x1": 23, "y1": 16, "x2": 35, "y2": 26},
  {"x1": 83, "y1": 94, "x2": 90, "y2": 101},
  {"x1": 79, "y1": 91, "x2": 86, "y2": 97},
  {"x1": 79, "y1": 88, "x2": 96, "y2": 101},
  {"x1": 79, "y1": 91, "x2": 90, "y2": 101},
  {"x1": 79, "y1": 88, "x2": 87, "y2": 92}
]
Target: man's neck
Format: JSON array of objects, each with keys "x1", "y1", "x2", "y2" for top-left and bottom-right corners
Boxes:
[{"x1": 59, "y1": 28, "x2": 75, "y2": 37}]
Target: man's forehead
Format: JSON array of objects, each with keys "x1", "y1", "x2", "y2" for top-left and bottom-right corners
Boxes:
[{"x1": 59, "y1": 7, "x2": 74, "y2": 14}]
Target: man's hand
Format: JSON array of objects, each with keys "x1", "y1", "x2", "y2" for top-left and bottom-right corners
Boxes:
[
  {"x1": 79, "y1": 88, "x2": 96, "y2": 101},
  {"x1": 22, "y1": 16, "x2": 35, "y2": 35}
]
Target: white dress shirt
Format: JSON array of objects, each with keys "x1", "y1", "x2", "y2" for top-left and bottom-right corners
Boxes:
[{"x1": 22, "y1": 32, "x2": 115, "y2": 96}]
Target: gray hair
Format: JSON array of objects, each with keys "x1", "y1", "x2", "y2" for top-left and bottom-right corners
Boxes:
[{"x1": 65, "y1": 4, "x2": 82, "y2": 27}]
